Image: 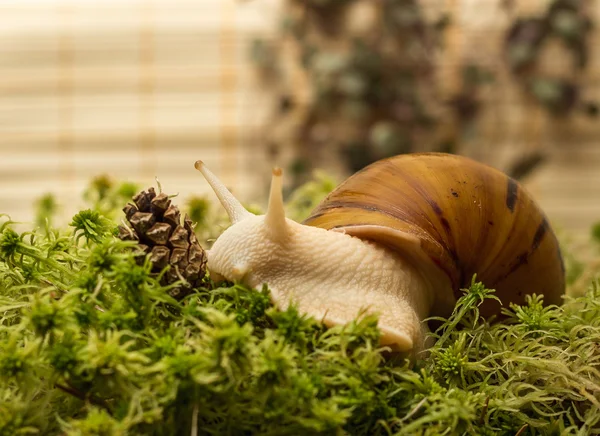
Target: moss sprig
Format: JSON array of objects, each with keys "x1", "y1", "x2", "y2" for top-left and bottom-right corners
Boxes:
[
  {"x1": 0, "y1": 218, "x2": 76, "y2": 288},
  {"x1": 0, "y1": 178, "x2": 599, "y2": 435},
  {"x1": 70, "y1": 209, "x2": 115, "y2": 245}
]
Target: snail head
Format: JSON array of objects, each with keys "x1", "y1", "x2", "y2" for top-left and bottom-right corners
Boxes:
[{"x1": 194, "y1": 161, "x2": 292, "y2": 284}]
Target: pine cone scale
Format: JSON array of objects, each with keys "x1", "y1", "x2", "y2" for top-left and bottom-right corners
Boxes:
[
  {"x1": 151, "y1": 193, "x2": 171, "y2": 215},
  {"x1": 133, "y1": 188, "x2": 155, "y2": 212},
  {"x1": 163, "y1": 206, "x2": 181, "y2": 228},
  {"x1": 146, "y1": 223, "x2": 172, "y2": 245},
  {"x1": 169, "y1": 226, "x2": 189, "y2": 249},
  {"x1": 150, "y1": 246, "x2": 170, "y2": 270},
  {"x1": 188, "y1": 245, "x2": 204, "y2": 264},
  {"x1": 130, "y1": 212, "x2": 156, "y2": 235},
  {"x1": 123, "y1": 204, "x2": 138, "y2": 220}
]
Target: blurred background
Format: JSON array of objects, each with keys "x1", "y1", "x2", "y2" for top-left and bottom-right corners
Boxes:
[{"x1": 0, "y1": 0, "x2": 598, "y2": 244}]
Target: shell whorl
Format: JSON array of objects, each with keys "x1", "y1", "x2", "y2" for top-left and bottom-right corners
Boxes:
[{"x1": 303, "y1": 153, "x2": 565, "y2": 318}]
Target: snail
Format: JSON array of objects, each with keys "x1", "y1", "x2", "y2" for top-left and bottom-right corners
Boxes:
[{"x1": 194, "y1": 152, "x2": 565, "y2": 354}]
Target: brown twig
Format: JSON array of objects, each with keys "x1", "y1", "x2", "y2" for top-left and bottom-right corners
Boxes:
[
  {"x1": 479, "y1": 396, "x2": 490, "y2": 425},
  {"x1": 55, "y1": 382, "x2": 112, "y2": 414},
  {"x1": 515, "y1": 423, "x2": 528, "y2": 436}
]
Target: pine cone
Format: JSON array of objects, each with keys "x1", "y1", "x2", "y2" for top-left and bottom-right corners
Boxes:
[{"x1": 117, "y1": 187, "x2": 207, "y2": 299}]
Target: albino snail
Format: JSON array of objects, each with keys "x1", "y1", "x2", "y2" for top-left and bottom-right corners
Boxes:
[{"x1": 195, "y1": 153, "x2": 565, "y2": 354}]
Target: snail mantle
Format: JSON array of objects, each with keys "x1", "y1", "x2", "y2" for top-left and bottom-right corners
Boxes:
[{"x1": 195, "y1": 153, "x2": 565, "y2": 355}]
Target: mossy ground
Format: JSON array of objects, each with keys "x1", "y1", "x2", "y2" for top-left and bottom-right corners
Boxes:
[{"x1": 0, "y1": 175, "x2": 599, "y2": 436}]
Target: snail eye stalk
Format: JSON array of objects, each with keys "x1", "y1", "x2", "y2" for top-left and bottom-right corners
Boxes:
[
  {"x1": 265, "y1": 167, "x2": 289, "y2": 240},
  {"x1": 195, "y1": 160, "x2": 253, "y2": 224}
]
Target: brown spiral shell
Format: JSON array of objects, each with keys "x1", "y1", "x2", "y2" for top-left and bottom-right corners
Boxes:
[{"x1": 303, "y1": 153, "x2": 565, "y2": 318}]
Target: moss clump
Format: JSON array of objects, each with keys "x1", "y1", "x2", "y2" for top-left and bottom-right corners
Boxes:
[{"x1": 0, "y1": 177, "x2": 599, "y2": 435}]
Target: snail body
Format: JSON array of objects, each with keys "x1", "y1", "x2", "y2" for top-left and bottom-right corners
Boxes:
[{"x1": 195, "y1": 153, "x2": 565, "y2": 354}]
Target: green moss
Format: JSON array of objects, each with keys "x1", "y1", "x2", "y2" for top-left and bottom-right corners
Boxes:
[{"x1": 0, "y1": 177, "x2": 599, "y2": 435}]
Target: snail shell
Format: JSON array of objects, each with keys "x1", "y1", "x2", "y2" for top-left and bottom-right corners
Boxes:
[{"x1": 303, "y1": 152, "x2": 565, "y2": 318}]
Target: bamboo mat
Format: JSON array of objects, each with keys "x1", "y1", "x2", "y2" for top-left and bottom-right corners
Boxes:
[
  {"x1": 0, "y1": 0, "x2": 279, "y2": 226},
  {"x1": 0, "y1": 0, "x2": 599, "y2": 241}
]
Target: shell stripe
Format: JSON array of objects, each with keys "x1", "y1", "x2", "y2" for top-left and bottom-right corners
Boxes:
[
  {"x1": 424, "y1": 198, "x2": 461, "y2": 279},
  {"x1": 506, "y1": 178, "x2": 519, "y2": 212},
  {"x1": 502, "y1": 218, "x2": 550, "y2": 280},
  {"x1": 531, "y1": 218, "x2": 548, "y2": 251},
  {"x1": 426, "y1": 198, "x2": 453, "y2": 237},
  {"x1": 558, "y1": 245, "x2": 566, "y2": 274}
]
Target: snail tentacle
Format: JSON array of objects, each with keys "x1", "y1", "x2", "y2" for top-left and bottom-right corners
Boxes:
[
  {"x1": 265, "y1": 167, "x2": 289, "y2": 241},
  {"x1": 195, "y1": 160, "x2": 253, "y2": 224}
]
